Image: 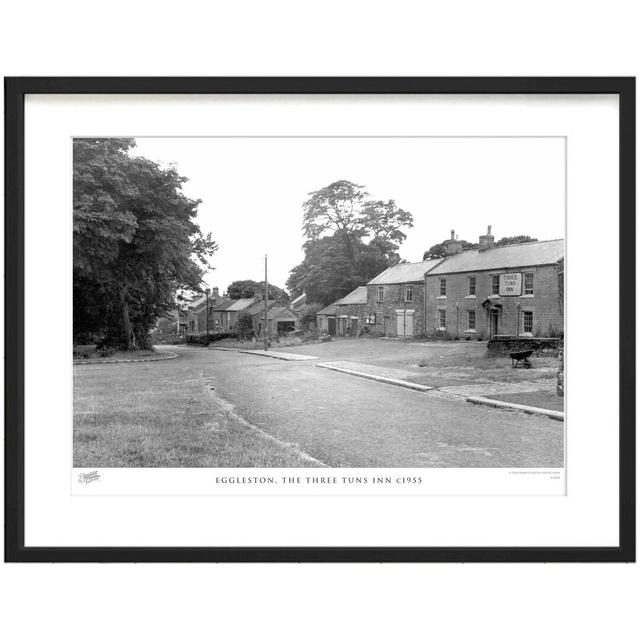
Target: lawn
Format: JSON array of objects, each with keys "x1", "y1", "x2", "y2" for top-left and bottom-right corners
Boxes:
[
  {"x1": 484, "y1": 391, "x2": 565, "y2": 412},
  {"x1": 74, "y1": 356, "x2": 321, "y2": 467},
  {"x1": 269, "y1": 337, "x2": 559, "y2": 386}
]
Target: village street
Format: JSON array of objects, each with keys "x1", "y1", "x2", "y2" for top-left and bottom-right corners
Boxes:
[{"x1": 75, "y1": 341, "x2": 563, "y2": 468}]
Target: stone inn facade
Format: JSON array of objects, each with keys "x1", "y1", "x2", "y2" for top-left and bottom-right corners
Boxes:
[{"x1": 424, "y1": 230, "x2": 564, "y2": 340}]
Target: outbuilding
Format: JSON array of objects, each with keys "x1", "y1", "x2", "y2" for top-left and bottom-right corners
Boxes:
[
  {"x1": 334, "y1": 286, "x2": 368, "y2": 336},
  {"x1": 316, "y1": 303, "x2": 337, "y2": 335},
  {"x1": 265, "y1": 306, "x2": 298, "y2": 336}
]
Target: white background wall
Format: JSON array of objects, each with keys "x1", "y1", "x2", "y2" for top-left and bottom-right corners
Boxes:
[{"x1": 1, "y1": 2, "x2": 638, "y2": 639}]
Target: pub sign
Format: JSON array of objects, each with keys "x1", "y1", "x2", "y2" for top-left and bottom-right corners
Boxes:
[{"x1": 499, "y1": 273, "x2": 522, "y2": 296}]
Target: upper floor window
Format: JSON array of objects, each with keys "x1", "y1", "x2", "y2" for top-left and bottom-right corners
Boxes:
[
  {"x1": 468, "y1": 275, "x2": 476, "y2": 296},
  {"x1": 524, "y1": 272, "x2": 534, "y2": 295},
  {"x1": 377, "y1": 286, "x2": 384, "y2": 303},
  {"x1": 439, "y1": 278, "x2": 447, "y2": 296},
  {"x1": 405, "y1": 285, "x2": 413, "y2": 302},
  {"x1": 491, "y1": 274, "x2": 500, "y2": 295}
]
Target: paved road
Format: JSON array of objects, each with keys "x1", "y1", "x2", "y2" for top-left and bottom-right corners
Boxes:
[{"x1": 165, "y1": 345, "x2": 564, "y2": 468}]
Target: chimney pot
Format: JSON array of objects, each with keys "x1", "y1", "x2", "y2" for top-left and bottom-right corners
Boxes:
[
  {"x1": 445, "y1": 231, "x2": 463, "y2": 255},
  {"x1": 479, "y1": 225, "x2": 495, "y2": 251}
]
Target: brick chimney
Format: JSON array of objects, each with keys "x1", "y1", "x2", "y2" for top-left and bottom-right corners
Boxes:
[
  {"x1": 479, "y1": 225, "x2": 495, "y2": 252},
  {"x1": 211, "y1": 287, "x2": 219, "y2": 300},
  {"x1": 445, "y1": 229, "x2": 463, "y2": 255}
]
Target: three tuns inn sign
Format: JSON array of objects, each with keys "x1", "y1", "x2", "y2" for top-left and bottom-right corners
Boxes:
[{"x1": 499, "y1": 273, "x2": 522, "y2": 296}]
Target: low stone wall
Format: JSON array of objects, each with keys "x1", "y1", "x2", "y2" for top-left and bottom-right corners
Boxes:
[{"x1": 487, "y1": 336, "x2": 561, "y2": 357}]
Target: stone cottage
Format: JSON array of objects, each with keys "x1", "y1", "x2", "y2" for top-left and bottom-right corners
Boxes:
[
  {"x1": 365, "y1": 259, "x2": 443, "y2": 338},
  {"x1": 316, "y1": 303, "x2": 337, "y2": 335}
]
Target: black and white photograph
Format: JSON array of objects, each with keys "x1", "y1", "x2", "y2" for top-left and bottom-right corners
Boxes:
[
  {"x1": 6, "y1": 77, "x2": 633, "y2": 564},
  {"x1": 2, "y1": 2, "x2": 639, "y2": 638},
  {"x1": 73, "y1": 135, "x2": 566, "y2": 472}
]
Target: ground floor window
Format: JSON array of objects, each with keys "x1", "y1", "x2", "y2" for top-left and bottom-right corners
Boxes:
[
  {"x1": 523, "y1": 311, "x2": 533, "y2": 334},
  {"x1": 438, "y1": 309, "x2": 446, "y2": 330},
  {"x1": 467, "y1": 310, "x2": 476, "y2": 330}
]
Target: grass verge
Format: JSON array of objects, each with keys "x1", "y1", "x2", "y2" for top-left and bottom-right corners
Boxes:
[{"x1": 74, "y1": 360, "x2": 321, "y2": 467}]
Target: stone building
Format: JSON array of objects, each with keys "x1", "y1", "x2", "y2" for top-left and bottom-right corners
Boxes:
[
  {"x1": 335, "y1": 286, "x2": 368, "y2": 336},
  {"x1": 246, "y1": 298, "x2": 278, "y2": 335},
  {"x1": 210, "y1": 298, "x2": 236, "y2": 333},
  {"x1": 364, "y1": 259, "x2": 443, "y2": 338},
  {"x1": 264, "y1": 306, "x2": 298, "y2": 336},
  {"x1": 424, "y1": 228, "x2": 564, "y2": 339},
  {"x1": 186, "y1": 288, "x2": 225, "y2": 335},
  {"x1": 223, "y1": 297, "x2": 258, "y2": 333},
  {"x1": 316, "y1": 303, "x2": 337, "y2": 335}
]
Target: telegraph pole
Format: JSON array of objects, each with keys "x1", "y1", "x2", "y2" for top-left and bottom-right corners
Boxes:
[
  {"x1": 264, "y1": 254, "x2": 269, "y2": 351},
  {"x1": 205, "y1": 287, "x2": 210, "y2": 345}
]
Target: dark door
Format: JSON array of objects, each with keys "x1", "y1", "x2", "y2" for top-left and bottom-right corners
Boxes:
[
  {"x1": 327, "y1": 317, "x2": 336, "y2": 336},
  {"x1": 490, "y1": 310, "x2": 499, "y2": 338}
]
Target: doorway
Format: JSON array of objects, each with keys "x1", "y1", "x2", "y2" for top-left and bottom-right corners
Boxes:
[
  {"x1": 489, "y1": 309, "x2": 499, "y2": 338},
  {"x1": 395, "y1": 310, "x2": 414, "y2": 338}
]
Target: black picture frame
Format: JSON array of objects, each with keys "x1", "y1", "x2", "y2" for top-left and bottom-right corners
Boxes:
[{"x1": 4, "y1": 77, "x2": 635, "y2": 563}]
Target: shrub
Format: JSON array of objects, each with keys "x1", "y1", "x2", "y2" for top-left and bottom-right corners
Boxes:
[
  {"x1": 208, "y1": 332, "x2": 236, "y2": 342},
  {"x1": 298, "y1": 303, "x2": 323, "y2": 331},
  {"x1": 236, "y1": 311, "x2": 254, "y2": 340}
]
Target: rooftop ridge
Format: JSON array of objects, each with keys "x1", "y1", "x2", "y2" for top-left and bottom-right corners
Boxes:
[{"x1": 455, "y1": 237, "x2": 565, "y2": 255}]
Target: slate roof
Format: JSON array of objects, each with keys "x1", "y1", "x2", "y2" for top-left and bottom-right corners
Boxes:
[
  {"x1": 246, "y1": 299, "x2": 277, "y2": 316},
  {"x1": 317, "y1": 304, "x2": 337, "y2": 316},
  {"x1": 267, "y1": 306, "x2": 298, "y2": 320},
  {"x1": 335, "y1": 286, "x2": 368, "y2": 305},
  {"x1": 225, "y1": 297, "x2": 256, "y2": 312},
  {"x1": 211, "y1": 298, "x2": 236, "y2": 311},
  {"x1": 190, "y1": 293, "x2": 227, "y2": 310},
  {"x1": 367, "y1": 259, "x2": 443, "y2": 285},
  {"x1": 428, "y1": 239, "x2": 565, "y2": 275}
]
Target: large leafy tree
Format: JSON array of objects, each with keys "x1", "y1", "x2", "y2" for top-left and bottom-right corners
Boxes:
[
  {"x1": 495, "y1": 235, "x2": 538, "y2": 247},
  {"x1": 423, "y1": 239, "x2": 478, "y2": 260},
  {"x1": 302, "y1": 180, "x2": 369, "y2": 240},
  {"x1": 289, "y1": 181, "x2": 413, "y2": 304},
  {"x1": 226, "y1": 280, "x2": 289, "y2": 303},
  {"x1": 73, "y1": 138, "x2": 217, "y2": 349}
]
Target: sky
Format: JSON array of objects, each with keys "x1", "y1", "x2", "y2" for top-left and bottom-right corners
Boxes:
[{"x1": 131, "y1": 136, "x2": 565, "y2": 294}]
